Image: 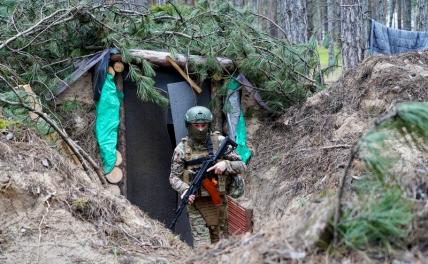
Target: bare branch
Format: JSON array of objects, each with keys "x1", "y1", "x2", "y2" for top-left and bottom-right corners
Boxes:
[
  {"x1": 0, "y1": 8, "x2": 70, "y2": 50},
  {"x1": 0, "y1": 76, "x2": 107, "y2": 186}
]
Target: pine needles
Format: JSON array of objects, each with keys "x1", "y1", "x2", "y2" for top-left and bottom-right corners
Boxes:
[
  {"x1": 338, "y1": 182, "x2": 412, "y2": 251},
  {"x1": 336, "y1": 102, "x2": 428, "y2": 256},
  {"x1": 0, "y1": 0, "x2": 321, "y2": 113}
]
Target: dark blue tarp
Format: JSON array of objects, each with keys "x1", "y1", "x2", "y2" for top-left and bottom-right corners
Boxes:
[
  {"x1": 45, "y1": 48, "x2": 119, "y2": 101},
  {"x1": 370, "y1": 19, "x2": 428, "y2": 55}
]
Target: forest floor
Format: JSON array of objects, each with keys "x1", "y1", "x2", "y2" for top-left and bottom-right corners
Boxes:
[{"x1": 1, "y1": 51, "x2": 428, "y2": 263}]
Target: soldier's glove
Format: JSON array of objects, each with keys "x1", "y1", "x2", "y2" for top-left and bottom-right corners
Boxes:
[
  {"x1": 207, "y1": 160, "x2": 227, "y2": 175},
  {"x1": 181, "y1": 189, "x2": 195, "y2": 205}
]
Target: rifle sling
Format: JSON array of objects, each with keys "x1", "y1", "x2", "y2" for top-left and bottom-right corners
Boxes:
[{"x1": 183, "y1": 136, "x2": 215, "y2": 166}]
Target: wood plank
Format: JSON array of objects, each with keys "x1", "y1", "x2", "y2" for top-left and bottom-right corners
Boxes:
[{"x1": 166, "y1": 56, "x2": 202, "y2": 94}]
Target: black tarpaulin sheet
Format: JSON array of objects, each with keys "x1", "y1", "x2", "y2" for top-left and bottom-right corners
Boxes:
[{"x1": 124, "y1": 69, "x2": 196, "y2": 246}]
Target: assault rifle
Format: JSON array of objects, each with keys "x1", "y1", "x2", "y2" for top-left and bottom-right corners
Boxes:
[{"x1": 168, "y1": 136, "x2": 237, "y2": 230}]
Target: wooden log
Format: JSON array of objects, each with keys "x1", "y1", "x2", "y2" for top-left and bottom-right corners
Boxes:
[
  {"x1": 166, "y1": 56, "x2": 202, "y2": 94},
  {"x1": 113, "y1": 62, "x2": 124, "y2": 73},
  {"x1": 128, "y1": 49, "x2": 235, "y2": 70},
  {"x1": 106, "y1": 184, "x2": 121, "y2": 196},
  {"x1": 115, "y1": 73, "x2": 128, "y2": 196},
  {"x1": 21, "y1": 84, "x2": 42, "y2": 120},
  {"x1": 105, "y1": 167, "x2": 123, "y2": 184},
  {"x1": 115, "y1": 150, "x2": 122, "y2": 166},
  {"x1": 111, "y1": 54, "x2": 122, "y2": 62},
  {"x1": 108, "y1": 66, "x2": 115, "y2": 76}
]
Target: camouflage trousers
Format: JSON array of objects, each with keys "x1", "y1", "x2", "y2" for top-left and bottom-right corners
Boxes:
[{"x1": 187, "y1": 196, "x2": 227, "y2": 248}]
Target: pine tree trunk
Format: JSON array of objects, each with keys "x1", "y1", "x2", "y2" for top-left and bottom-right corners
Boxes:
[
  {"x1": 374, "y1": 0, "x2": 386, "y2": 24},
  {"x1": 327, "y1": 0, "x2": 335, "y2": 67},
  {"x1": 315, "y1": 0, "x2": 323, "y2": 41},
  {"x1": 280, "y1": 0, "x2": 308, "y2": 43},
  {"x1": 323, "y1": 0, "x2": 329, "y2": 40},
  {"x1": 403, "y1": 0, "x2": 412, "y2": 30},
  {"x1": 307, "y1": 0, "x2": 315, "y2": 40},
  {"x1": 341, "y1": 0, "x2": 364, "y2": 70},
  {"x1": 416, "y1": 0, "x2": 427, "y2": 31},
  {"x1": 234, "y1": 0, "x2": 245, "y2": 6},
  {"x1": 335, "y1": 0, "x2": 342, "y2": 48},
  {"x1": 389, "y1": 0, "x2": 396, "y2": 27},
  {"x1": 269, "y1": 0, "x2": 278, "y2": 37},
  {"x1": 362, "y1": 0, "x2": 370, "y2": 57},
  {"x1": 398, "y1": 0, "x2": 402, "y2": 29}
]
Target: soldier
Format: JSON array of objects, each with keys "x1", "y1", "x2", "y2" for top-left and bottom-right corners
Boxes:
[{"x1": 169, "y1": 106, "x2": 246, "y2": 248}]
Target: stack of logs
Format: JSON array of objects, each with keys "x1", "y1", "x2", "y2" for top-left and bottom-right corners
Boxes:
[{"x1": 104, "y1": 61, "x2": 126, "y2": 195}]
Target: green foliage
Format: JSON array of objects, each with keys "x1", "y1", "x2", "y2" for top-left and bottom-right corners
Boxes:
[
  {"x1": 71, "y1": 197, "x2": 90, "y2": 211},
  {"x1": 0, "y1": 0, "x2": 321, "y2": 113},
  {"x1": 150, "y1": 4, "x2": 175, "y2": 16},
  {"x1": 393, "y1": 102, "x2": 428, "y2": 143},
  {"x1": 128, "y1": 63, "x2": 168, "y2": 107},
  {"x1": 0, "y1": 90, "x2": 52, "y2": 135},
  {"x1": 337, "y1": 102, "x2": 428, "y2": 255},
  {"x1": 59, "y1": 100, "x2": 82, "y2": 112},
  {"x1": 0, "y1": 118, "x2": 17, "y2": 130},
  {"x1": 338, "y1": 183, "x2": 412, "y2": 251}
]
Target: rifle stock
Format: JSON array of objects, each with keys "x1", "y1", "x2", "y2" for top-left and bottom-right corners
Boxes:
[{"x1": 168, "y1": 137, "x2": 237, "y2": 229}]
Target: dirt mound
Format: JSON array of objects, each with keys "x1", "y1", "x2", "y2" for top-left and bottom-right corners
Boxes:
[
  {"x1": 249, "y1": 52, "x2": 428, "y2": 226},
  {"x1": 0, "y1": 132, "x2": 189, "y2": 263},
  {"x1": 187, "y1": 52, "x2": 428, "y2": 262},
  {"x1": 2, "y1": 51, "x2": 428, "y2": 263}
]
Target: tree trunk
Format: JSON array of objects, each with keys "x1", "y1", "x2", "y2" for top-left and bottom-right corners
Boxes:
[
  {"x1": 374, "y1": 0, "x2": 386, "y2": 24},
  {"x1": 335, "y1": 0, "x2": 342, "y2": 49},
  {"x1": 416, "y1": 0, "x2": 427, "y2": 31},
  {"x1": 389, "y1": 0, "x2": 396, "y2": 27},
  {"x1": 269, "y1": 0, "x2": 279, "y2": 37},
  {"x1": 361, "y1": 0, "x2": 370, "y2": 57},
  {"x1": 234, "y1": 0, "x2": 245, "y2": 7},
  {"x1": 314, "y1": 0, "x2": 323, "y2": 41},
  {"x1": 323, "y1": 0, "x2": 328, "y2": 40},
  {"x1": 327, "y1": 0, "x2": 335, "y2": 67},
  {"x1": 280, "y1": 0, "x2": 308, "y2": 43},
  {"x1": 403, "y1": 0, "x2": 412, "y2": 30},
  {"x1": 398, "y1": 0, "x2": 402, "y2": 29},
  {"x1": 307, "y1": 0, "x2": 315, "y2": 40},
  {"x1": 341, "y1": 0, "x2": 364, "y2": 70}
]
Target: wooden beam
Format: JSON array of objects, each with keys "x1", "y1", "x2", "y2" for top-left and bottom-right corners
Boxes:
[
  {"x1": 166, "y1": 56, "x2": 202, "y2": 94},
  {"x1": 128, "y1": 49, "x2": 235, "y2": 70}
]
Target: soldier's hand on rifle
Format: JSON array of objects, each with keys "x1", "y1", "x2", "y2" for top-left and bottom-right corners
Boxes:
[
  {"x1": 207, "y1": 160, "x2": 227, "y2": 175},
  {"x1": 181, "y1": 189, "x2": 195, "y2": 205}
]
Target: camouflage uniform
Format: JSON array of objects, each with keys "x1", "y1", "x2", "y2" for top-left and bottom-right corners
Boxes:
[{"x1": 169, "y1": 132, "x2": 246, "y2": 247}]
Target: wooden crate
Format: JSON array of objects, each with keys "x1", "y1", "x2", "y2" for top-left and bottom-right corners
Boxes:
[{"x1": 227, "y1": 196, "x2": 253, "y2": 235}]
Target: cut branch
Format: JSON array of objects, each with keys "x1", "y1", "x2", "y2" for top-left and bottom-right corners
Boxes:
[{"x1": 0, "y1": 8, "x2": 70, "y2": 50}]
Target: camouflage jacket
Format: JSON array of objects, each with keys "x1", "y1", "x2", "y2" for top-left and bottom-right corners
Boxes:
[{"x1": 169, "y1": 134, "x2": 246, "y2": 195}]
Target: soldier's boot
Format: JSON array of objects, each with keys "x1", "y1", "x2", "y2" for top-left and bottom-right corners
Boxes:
[{"x1": 209, "y1": 225, "x2": 220, "y2": 244}]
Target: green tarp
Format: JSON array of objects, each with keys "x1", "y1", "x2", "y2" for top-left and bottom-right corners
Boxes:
[
  {"x1": 95, "y1": 73, "x2": 123, "y2": 174},
  {"x1": 226, "y1": 78, "x2": 251, "y2": 164},
  {"x1": 235, "y1": 112, "x2": 251, "y2": 163}
]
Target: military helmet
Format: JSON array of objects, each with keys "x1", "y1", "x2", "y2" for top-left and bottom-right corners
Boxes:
[{"x1": 184, "y1": 106, "x2": 213, "y2": 125}]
